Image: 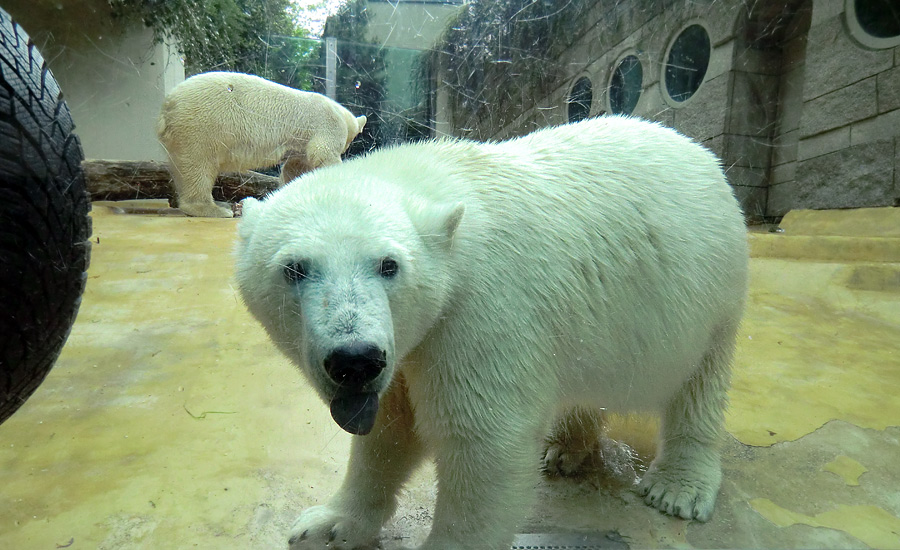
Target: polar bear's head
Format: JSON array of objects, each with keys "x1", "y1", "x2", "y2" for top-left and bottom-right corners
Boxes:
[{"x1": 235, "y1": 173, "x2": 463, "y2": 435}]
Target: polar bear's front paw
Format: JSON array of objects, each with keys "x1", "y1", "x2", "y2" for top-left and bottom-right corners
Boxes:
[
  {"x1": 288, "y1": 505, "x2": 380, "y2": 549},
  {"x1": 636, "y1": 463, "x2": 721, "y2": 521},
  {"x1": 542, "y1": 441, "x2": 593, "y2": 477}
]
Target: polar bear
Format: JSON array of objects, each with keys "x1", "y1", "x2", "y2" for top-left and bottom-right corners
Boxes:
[
  {"x1": 234, "y1": 116, "x2": 749, "y2": 550},
  {"x1": 158, "y1": 71, "x2": 367, "y2": 218}
]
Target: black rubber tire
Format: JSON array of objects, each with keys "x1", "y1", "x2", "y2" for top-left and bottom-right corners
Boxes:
[{"x1": 0, "y1": 7, "x2": 91, "y2": 425}]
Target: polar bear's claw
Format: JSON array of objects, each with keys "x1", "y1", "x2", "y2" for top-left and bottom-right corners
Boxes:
[
  {"x1": 542, "y1": 408, "x2": 603, "y2": 478},
  {"x1": 637, "y1": 469, "x2": 717, "y2": 521},
  {"x1": 288, "y1": 505, "x2": 380, "y2": 549},
  {"x1": 542, "y1": 441, "x2": 592, "y2": 477}
]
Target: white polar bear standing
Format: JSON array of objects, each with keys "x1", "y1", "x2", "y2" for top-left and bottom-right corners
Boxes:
[
  {"x1": 158, "y1": 71, "x2": 367, "y2": 218},
  {"x1": 234, "y1": 116, "x2": 749, "y2": 550}
]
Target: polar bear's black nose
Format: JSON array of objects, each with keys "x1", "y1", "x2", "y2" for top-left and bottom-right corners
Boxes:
[{"x1": 324, "y1": 343, "x2": 386, "y2": 387}]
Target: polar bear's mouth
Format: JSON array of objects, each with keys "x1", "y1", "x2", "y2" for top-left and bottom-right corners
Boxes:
[{"x1": 330, "y1": 391, "x2": 379, "y2": 435}]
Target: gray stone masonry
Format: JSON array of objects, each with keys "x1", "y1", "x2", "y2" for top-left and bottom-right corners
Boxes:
[
  {"x1": 878, "y1": 65, "x2": 900, "y2": 113},
  {"x1": 727, "y1": 71, "x2": 780, "y2": 138},
  {"x1": 895, "y1": 137, "x2": 900, "y2": 204},
  {"x1": 731, "y1": 184, "x2": 768, "y2": 220},
  {"x1": 772, "y1": 129, "x2": 799, "y2": 167},
  {"x1": 775, "y1": 66, "x2": 805, "y2": 138},
  {"x1": 451, "y1": 0, "x2": 899, "y2": 218},
  {"x1": 672, "y1": 73, "x2": 731, "y2": 142},
  {"x1": 724, "y1": 134, "x2": 774, "y2": 170},
  {"x1": 800, "y1": 77, "x2": 878, "y2": 139},
  {"x1": 726, "y1": 166, "x2": 767, "y2": 188},
  {"x1": 771, "y1": 160, "x2": 797, "y2": 187},
  {"x1": 810, "y1": 0, "x2": 842, "y2": 26},
  {"x1": 851, "y1": 109, "x2": 900, "y2": 148},
  {"x1": 798, "y1": 126, "x2": 850, "y2": 161},
  {"x1": 793, "y1": 140, "x2": 895, "y2": 210},
  {"x1": 804, "y1": 15, "x2": 893, "y2": 101}
]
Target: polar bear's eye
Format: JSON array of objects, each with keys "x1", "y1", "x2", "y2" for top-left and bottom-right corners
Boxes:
[
  {"x1": 283, "y1": 261, "x2": 309, "y2": 283},
  {"x1": 379, "y1": 257, "x2": 399, "y2": 278}
]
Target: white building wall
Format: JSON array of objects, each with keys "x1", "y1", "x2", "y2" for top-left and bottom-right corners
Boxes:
[{"x1": 3, "y1": 0, "x2": 184, "y2": 162}]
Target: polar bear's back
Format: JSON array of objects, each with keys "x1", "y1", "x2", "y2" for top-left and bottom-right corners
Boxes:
[
  {"x1": 377, "y1": 116, "x2": 748, "y2": 408},
  {"x1": 369, "y1": 116, "x2": 745, "y2": 274},
  {"x1": 158, "y1": 72, "x2": 350, "y2": 164},
  {"x1": 481, "y1": 116, "x2": 746, "y2": 265}
]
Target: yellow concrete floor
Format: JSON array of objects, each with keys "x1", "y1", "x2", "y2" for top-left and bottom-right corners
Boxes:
[{"x1": 1, "y1": 202, "x2": 898, "y2": 549}]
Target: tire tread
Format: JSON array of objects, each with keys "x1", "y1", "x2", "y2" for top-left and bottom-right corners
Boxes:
[{"x1": 0, "y1": 7, "x2": 91, "y2": 423}]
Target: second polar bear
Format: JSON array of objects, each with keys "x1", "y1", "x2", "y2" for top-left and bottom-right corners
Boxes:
[
  {"x1": 234, "y1": 116, "x2": 749, "y2": 549},
  {"x1": 158, "y1": 71, "x2": 366, "y2": 217}
]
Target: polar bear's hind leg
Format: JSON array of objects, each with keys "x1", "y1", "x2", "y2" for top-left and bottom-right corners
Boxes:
[
  {"x1": 542, "y1": 407, "x2": 604, "y2": 477},
  {"x1": 637, "y1": 325, "x2": 736, "y2": 521},
  {"x1": 171, "y1": 161, "x2": 233, "y2": 218}
]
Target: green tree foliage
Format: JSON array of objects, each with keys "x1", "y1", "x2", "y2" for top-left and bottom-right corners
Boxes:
[{"x1": 109, "y1": 0, "x2": 320, "y2": 88}]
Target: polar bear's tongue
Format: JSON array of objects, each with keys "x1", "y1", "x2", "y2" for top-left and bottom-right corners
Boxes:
[{"x1": 330, "y1": 391, "x2": 379, "y2": 435}]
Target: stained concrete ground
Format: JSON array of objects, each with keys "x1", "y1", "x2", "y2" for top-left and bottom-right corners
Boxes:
[{"x1": 1, "y1": 202, "x2": 898, "y2": 549}]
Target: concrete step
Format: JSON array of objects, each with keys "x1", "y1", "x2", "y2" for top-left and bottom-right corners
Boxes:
[
  {"x1": 749, "y1": 233, "x2": 900, "y2": 262},
  {"x1": 749, "y1": 207, "x2": 900, "y2": 263},
  {"x1": 778, "y1": 206, "x2": 900, "y2": 238}
]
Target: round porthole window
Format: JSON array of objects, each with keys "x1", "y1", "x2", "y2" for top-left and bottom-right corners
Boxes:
[
  {"x1": 567, "y1": 77, "x2": 593, "y2": 122},
  {"x1": 609, "y1": 55, "x2": 643, "y2": 115},
  {"x1": 846, "y1": 0, "x2": 900, "y2": 49},
  {"x1": 664, "y1": 24, "x2": 711, "y2": 104}
]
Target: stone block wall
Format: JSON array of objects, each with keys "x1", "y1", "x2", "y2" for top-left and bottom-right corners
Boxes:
[
  {"x1": 437, "y1": 0, "x2": 900, "y2": 219},
  {"x1": 485, "y1": 0, "x2": 775, "y2": 217},
  {"x1": 768, "y1": 0, "x2": 900, "y2": 215}
]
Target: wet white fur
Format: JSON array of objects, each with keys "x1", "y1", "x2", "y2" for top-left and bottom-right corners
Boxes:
[
  {"x1": 158, "y1": 71, "x2": 366, "y2": 218},
  {"x1": 234, "y1": 116, "x2": 749, "y2": 549}
]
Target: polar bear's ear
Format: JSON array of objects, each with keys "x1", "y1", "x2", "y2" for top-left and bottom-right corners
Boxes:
[
  {"x1": 419, "y1": 201, "x2": 465, "y2": 248},
  {"x1": 442, "y1": 202, "x2": 465, "y2": 239},
  {"x1": 355, "y1": 115, "x2": 367, "y2": 136},
  {"x1": 238, "y1": 197, "x2": 262, "y2": 240}
]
